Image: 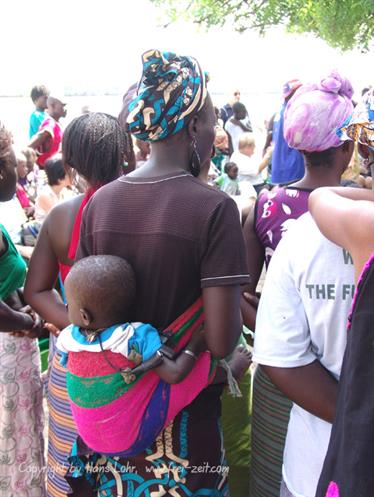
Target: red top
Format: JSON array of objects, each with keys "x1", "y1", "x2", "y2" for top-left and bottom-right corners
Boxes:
[
  {"x1": 16, "y1": 183, "x2": 31, "y2": 208},
  {"x1": 36, "y1": 117, "x2": 63, "y2": 167},
  {"x1": 59, "y1": 188, "x2": 98, "y2": 283}
]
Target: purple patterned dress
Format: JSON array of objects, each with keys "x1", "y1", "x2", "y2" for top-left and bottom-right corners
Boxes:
[{"x1": 255, "y1": 186, "x2": 311, "y2": 268}]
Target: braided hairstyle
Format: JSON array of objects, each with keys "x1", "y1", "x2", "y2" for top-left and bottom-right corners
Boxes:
[{"x1": 62, "y1": 113, "x2": 135, "y2": 187}]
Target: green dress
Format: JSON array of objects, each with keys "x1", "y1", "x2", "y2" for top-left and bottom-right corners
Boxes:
[{"x1": 0, "y1": 225, "x2": 46, "y2": 497}]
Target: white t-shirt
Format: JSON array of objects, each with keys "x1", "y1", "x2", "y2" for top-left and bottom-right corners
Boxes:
[
  {"x1": 253, "y1": 212, "x2": 354, "y2": 497},
  {"x1": 231, "y1": 150, "x2": 263, "y2": 186},
  {"x1": 224, "y1": 120, "x2": 245, "y2": 151}
]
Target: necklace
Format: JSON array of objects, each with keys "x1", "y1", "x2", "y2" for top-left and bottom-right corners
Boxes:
[{"x1": 79, "y1": 327, "x2": 107, "y2": 343}]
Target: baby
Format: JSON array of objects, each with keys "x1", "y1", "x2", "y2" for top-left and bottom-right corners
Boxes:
[{"x1": 57, "y1": 255, "x2": 250, "y2": 456}]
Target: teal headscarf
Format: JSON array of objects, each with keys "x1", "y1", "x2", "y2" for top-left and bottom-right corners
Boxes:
[{"x1": 126, "y1": 49, "x2": 208, "y2": 142}]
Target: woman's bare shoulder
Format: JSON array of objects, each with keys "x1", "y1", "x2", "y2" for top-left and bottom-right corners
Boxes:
[{"x1": 44, "y1": 194, "x2": 84, "y2": 260}]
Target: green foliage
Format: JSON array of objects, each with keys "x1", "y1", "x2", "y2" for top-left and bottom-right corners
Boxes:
[{"x1": 152, "y1": 0, "x2": 374, "y2": 51}]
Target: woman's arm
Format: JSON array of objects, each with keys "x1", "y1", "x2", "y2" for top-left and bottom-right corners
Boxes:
[
  {"x1": 257, "y1": 147, "x2": 272, "y2": 174},
  {"x1": 203, "y1": 284, "x2": 242, "y2": 358},
  {"x1": 309, "y1": 187, "x2": 374, "y2": 277},
  {"x1": 24, "y1": 213, "x2": 70, "y2": 329},
  {"x1": 263, "y1": 362, "x2": 338, "y2": 423},
  {"x1": 241, "y1": 203, "x2": 265, "y2": 330},
  {"x1": 0, "y1": 299, "x2": 35, "y2": 332}
]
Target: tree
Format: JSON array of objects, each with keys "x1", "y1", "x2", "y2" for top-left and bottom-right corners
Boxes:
[{"x1": 151, "y1": 0, "x2": 374, "y2": 51}]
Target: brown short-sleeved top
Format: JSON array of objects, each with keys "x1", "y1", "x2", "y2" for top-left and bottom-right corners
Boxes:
[{"x1": 77, "y1": 171, "x2": 249, "y2": 329}]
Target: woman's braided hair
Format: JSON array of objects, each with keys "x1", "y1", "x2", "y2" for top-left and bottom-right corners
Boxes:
[{"x1": 62, "y1": 113, "x2": 135, "y2": 186}]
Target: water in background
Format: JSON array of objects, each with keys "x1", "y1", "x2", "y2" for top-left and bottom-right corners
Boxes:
[{"x1": 0, "y1": 92, "x2": 281, "y2": 149}]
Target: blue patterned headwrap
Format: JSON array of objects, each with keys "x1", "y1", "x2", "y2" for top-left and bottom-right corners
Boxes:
[
  {"x1": 126, "y1": 49, "x2": 208, "y2": 142},
  {"x1": 337, "y1": 88, "x2": 374, "y2": 150}
]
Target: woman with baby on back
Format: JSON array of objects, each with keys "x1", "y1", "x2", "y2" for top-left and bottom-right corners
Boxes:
[{"x1": 66, "y1": 49, "x2": 250, "y2": 497}]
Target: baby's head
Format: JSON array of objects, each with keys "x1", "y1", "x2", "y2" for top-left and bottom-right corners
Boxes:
[{"x1": 64, "y1": 255, "x2": 136, "y2": 330}]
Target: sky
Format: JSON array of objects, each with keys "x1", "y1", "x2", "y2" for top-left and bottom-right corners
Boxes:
[{"x1": 1, "y1": 0, "x2": 371, "y2": 97}]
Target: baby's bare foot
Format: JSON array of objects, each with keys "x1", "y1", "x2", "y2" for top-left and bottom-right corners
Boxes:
[{"x1": 228, "y1": 345, "x2": 252, "y2": 380}]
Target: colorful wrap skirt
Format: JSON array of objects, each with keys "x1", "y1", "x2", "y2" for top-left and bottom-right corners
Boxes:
[
  {"x1": 250, "y1": 365, "x2": 292, "y2": 497},
  {"x1": 66, "y1": 384, "x2": 229, "y2": 497}
]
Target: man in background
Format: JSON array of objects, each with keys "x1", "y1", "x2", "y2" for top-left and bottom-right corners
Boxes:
[
  {"x1": 271, "y1": 80, "x2": 305, "y2": 185},
  {"x1": 220, "y1": 89, "x2": 241, "y2": 125}
]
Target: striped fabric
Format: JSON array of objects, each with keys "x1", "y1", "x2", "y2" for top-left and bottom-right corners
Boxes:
[
  {"x1": 47, "y1": 351, "x2": 78, "y2": 497},
  {"x1": 250, "y1": 365, "x2": 292, "y2": 497}
]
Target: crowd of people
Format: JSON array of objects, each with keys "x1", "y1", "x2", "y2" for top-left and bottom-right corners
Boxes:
[{"x1": 0, "y1": 48, "x2": 373, "y2": 497}]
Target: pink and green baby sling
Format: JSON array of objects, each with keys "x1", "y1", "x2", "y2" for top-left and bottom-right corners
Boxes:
[{"x1": 66, "y1": 298, "x2": 217, "y2": 456}]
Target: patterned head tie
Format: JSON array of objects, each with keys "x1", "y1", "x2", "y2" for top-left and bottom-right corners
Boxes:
[
  {"x1": 338, "y1": 88, "x2": 374, "y2": 149},
  {"x1": 126, "y1": 49, "x2": 208, "y2": 142},
  {"x1": 284, "y1": 70, "x2": 354, "y2": 152}
]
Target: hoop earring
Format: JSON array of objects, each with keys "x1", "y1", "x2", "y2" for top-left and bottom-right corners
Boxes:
[{"x1": 189, "y1": 138, "x2": 201, "y2": 177}]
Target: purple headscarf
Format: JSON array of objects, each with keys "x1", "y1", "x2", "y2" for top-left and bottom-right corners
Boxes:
[{"x1": 284, "y1": 70, "x2": 354, "y2": 152}]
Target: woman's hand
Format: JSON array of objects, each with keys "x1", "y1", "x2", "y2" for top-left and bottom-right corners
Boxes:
[
  {"x1": 242, "y1": 292, "x2": 259, "y2": 309},
  {"x1": 10, "y1": 307, "x2": 44, "y2": 339}
]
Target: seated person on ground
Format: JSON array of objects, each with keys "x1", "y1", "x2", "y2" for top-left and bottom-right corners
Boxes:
[{"x1": 34, "y1": 155, "x2": 73, "y2": 222}]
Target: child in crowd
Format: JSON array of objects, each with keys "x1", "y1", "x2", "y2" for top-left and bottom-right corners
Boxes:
[
  {"x1": 29, "y1": 85, "x2": 49, "y2": 138},
  {"x1": 15, "y1": 151, "x2": 35, "y2": 218},
  {"x1": 57, "y1": 255, "x2": 251, "y2": 457},
  {"x1": 22, "y1": 147, "x2": 37, "y2": 174},
  {"x1": 21, "y1": 147, "x2": 38, "y2": 200},
  {"x1": 214, "y1": 162, "x2": 241, "y2": 195},
  {"x1": 34, "y1": 155, "x2": 73, "y2": 222},
  {"x1": 231, "y1": 132, "x2": 272, "y2": 195}
]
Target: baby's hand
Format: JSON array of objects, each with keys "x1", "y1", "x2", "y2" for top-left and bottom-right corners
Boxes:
[
  {"x1": 44, "y1": 322, "x2": 61, "y2": 337},
  {"x1": 187, "y1": 326, "x2": 206, "y2": 355}
]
